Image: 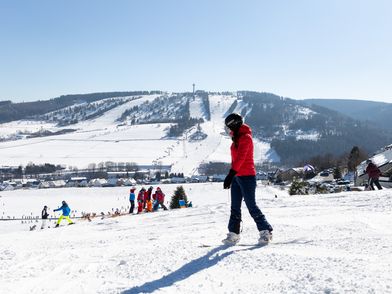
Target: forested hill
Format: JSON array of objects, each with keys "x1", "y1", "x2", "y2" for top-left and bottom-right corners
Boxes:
[
  {"x1": 0, "y1": 91, "x2": 162, "y2": 123},
  {"x1": 237, "y1": 92, "x2": 392, "y2": 164},
  {"x1": 303, "y1": 98, "x2": 392, "y2": 131}
]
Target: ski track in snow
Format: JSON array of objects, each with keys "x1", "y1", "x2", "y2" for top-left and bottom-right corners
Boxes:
[{"x1": 0, "y1": 183, "x2": 391, "y2": 293}]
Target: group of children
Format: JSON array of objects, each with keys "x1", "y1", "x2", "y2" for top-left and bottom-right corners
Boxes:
[
  {"x1": 38, "y1": 186, "x2": 169, "y2": 229},
  {"x1": 129, "y1": 186, "x2": 168, "y2": 214}
]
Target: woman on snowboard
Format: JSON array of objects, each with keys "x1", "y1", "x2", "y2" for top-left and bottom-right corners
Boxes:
[{"x1": 222, "y1": 113, "x2": 273, "y2": 245}]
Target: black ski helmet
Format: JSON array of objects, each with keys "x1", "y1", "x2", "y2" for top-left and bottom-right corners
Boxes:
[{"x1": 225, "y1": 113, "x2": 243, "y2": 130}]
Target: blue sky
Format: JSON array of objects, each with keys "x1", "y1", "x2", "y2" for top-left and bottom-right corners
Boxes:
[{"x1": 1, "y1": 0, "x2": 391, "y2": 103}]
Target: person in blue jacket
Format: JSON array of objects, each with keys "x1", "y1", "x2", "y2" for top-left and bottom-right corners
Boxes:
[
  {"x1": 129, "y1": 187, "x2": 136, "y2": 214},
  {"x1": 53, "y1": 200, "x2": 74, "y2": 227}
]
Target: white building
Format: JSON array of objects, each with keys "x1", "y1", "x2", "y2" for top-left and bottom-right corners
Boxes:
[{"x1": 356, "y1": 144, "x2": 392, "y2": 187}]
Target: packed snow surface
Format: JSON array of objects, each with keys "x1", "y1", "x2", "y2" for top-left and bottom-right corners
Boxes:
[{"x1": 1, "y1": 183, "x2": 391, "y2": 293}]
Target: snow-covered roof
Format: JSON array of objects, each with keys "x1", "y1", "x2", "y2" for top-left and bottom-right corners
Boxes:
[
  {"x1": 372, "y1": 147, "x2": 392, "y2": 166},
  {"x1": 291, "y1": 167, "x2": 304, "y2": 173},
  {"x1": 357, "y1": 144, "x2": 392, "y2": 177},
  {"x1": 70, "y1": 177, "x2": 88, "y2": 181}
]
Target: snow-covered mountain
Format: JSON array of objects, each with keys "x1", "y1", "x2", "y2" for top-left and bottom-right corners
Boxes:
[{"x1": 0, "y1": 91, "x2": 390, "y2": 173}]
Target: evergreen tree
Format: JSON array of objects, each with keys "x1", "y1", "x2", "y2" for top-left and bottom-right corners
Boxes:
[
  {"x1": 289, "y1": 178, "x2": 309, "y2": 195},
  {"x1": 333, "y1": 167, "x2": 342, "y2": 179},
  {"x1": 347, "y1": 146, "x2": 367, "y2": 172},
  {"x1": 170, "y1": 186, "x2": 188, "y2": 209}
]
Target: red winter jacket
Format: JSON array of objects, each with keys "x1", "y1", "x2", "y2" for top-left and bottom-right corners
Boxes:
[
  {"x1": 156, "y1": 191, "x2": 165, "y2": 203},
  {"x1": 230, "y1": 124, "x2": 256, "y2": 176},
  {"x1": 137, "y1": 191, "x2": 144, "y2": 201},
  {"x1": 366, "y1": 163, "x2": 381, "y2": 179}
]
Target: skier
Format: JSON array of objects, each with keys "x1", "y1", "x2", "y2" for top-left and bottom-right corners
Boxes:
[
  {"x1": 365, "y1": 159, "x2": 383, "y2": 190},
  {"x1": 41, "y1": 205, "x2": 49, "y2": 229},
  {"x1": 129, "y1": 187, "x2": 136, "y2": 214},
  {"x1": 53, "y1": 200, "x2": 74, "y2": 227},
  {"x1": 155, "y1": 187, "x2": 168, "y2": 210},
  {"x1": 222, "y1": 113, "x2": 273, "y2": 245}
]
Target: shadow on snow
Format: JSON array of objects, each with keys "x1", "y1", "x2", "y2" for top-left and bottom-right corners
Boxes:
[{"x1": 122, "y1": 244, "x2": 259, "y2": 293}]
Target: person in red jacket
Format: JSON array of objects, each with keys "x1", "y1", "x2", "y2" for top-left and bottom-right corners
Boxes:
[
  {"x1": 222, "y1": 113, "x2": 273, "y2": 246},
  {"x1": 365, "y1": 160, "x2": 383, "y2": 190},
  {"x1": 142, "y1": 187, "x2": 151, "y2": 209},
  {"x1": 155, "y1": 187, "x2": 168, "y2": 210},
  {"x1": 144, "y1": 186, "x2": 153, "y2": 208},
  {"x1": 137, "y1": 187, "x2": 146, "y2": 213}
]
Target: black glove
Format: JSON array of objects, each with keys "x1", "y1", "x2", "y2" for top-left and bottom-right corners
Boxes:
[{"x1": 223, "y1": 169, "x2": 237, "y2": 189}]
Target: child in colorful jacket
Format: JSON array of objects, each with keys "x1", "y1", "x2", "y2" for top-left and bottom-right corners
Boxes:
[
  {"x1": 41, "y1": 205, "x2": 49, "y2": 229},
  {"x1": 137, "y1": 188, "x2": 145, "y2": 213},
  {"x1": 146, "y1": 186, "x2": 153, "y2": 202},
  {"x1": 155, "y1": 187, "x2": 168, "y2": 210},
  {"x1": 142, "y1": 188, "x2": 150, "y2": 209},
  {"x1": 129, "y1": 187, "x2": 136, "y2": 214},
  {"x1": 53, "y1": 201, "x2": 74, "y2": 227}
]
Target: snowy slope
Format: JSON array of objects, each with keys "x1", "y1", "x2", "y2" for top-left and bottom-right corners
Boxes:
[
  {"x1": 189, "y1": 95, "x2": 206, "y2": 120},
  {"x1": 0, "y1": 95, "x2": 176, "y2": 167},
  {"x1": 0, "y1": 184, "x2": 391, "y2": 293},
  {"x1": 0, "y1": 94, "x2": 279, "y2": 174},
  {"x1": 0, "y1": 120, "x2": 58, "y2": 138},
  {"x1": 168, "y1": 95, "x2": 235, "y2": 174},
  {"x1": 169, "y1": 94, "x2": 280, "y2": 174}
]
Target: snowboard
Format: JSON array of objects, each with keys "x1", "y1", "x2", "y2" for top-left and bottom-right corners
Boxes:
[
  {"x1": 54, "y1": 223, "x2": 75, "y2": 228},
  {"x1": 199, "y1": 243, "x2": 268, "y2": 248}
]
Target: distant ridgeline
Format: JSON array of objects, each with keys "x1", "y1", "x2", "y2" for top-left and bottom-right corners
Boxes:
[
  {"x1": 303, "y1": 99, "x2": 392, "y2": 132},
  {"x1": 237, "y1": 91, "x2": 392, "y2": 165},
  {"x1": 0, "y1": 91, "x2": 162, "y2": 124},
  {"x1": 1, "y1": 90, "x2": 391, "y2": 165}
]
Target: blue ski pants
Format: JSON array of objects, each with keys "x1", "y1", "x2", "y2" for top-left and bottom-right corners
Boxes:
[{"x1": 228, "y1": 176, "x2": 273, "y2": 234}]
